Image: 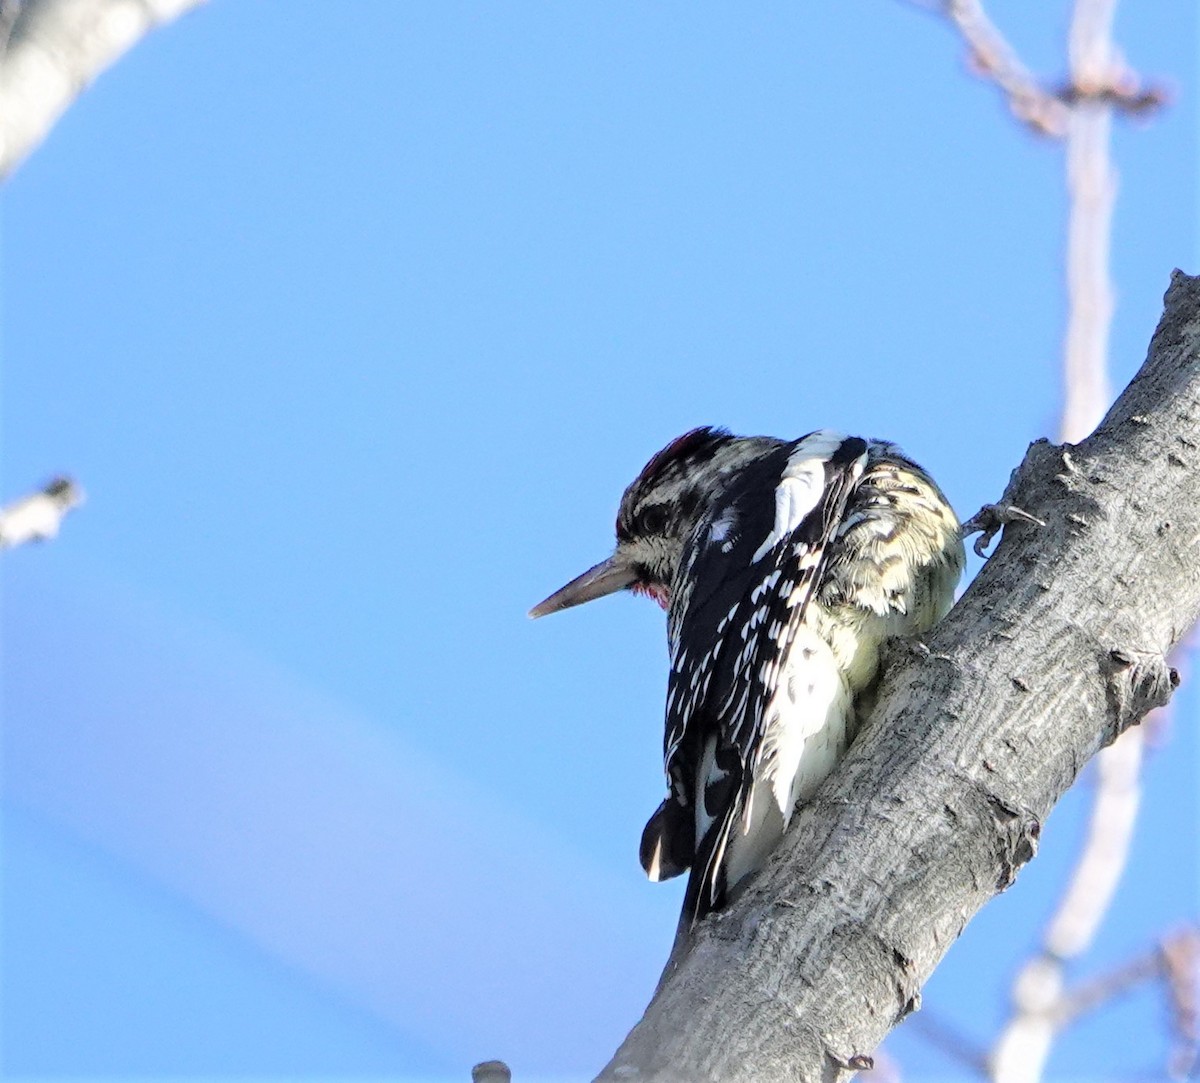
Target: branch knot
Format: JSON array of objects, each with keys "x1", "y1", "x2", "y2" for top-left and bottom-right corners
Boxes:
[{"x1": 1102, "y1": 647, "x2": 1178, "y2": 743}]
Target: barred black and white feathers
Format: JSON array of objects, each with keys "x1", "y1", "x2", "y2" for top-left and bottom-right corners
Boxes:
[{"x1": 531, "y1": 427, "x2": 964, "y2": 928}]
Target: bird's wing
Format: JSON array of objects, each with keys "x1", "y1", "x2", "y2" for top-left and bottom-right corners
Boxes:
[
  {"x1": 659, "y1": 432, "x2": 870, "y2": 921},
  {"x1": 636, "y1": 442, "x2": 790, "y2": 884}
]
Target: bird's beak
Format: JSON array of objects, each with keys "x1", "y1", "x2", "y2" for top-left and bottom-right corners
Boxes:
[{"x1": 528, "y1": 555, "x2": 638, "y2": 619}]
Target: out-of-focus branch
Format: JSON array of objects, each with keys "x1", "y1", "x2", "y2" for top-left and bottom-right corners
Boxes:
[
  {"x1": 0, "y1": 475, "x2": 84, "y2": 548},
  {"x1": 1162, "y1": 928, "x2": 1200, "y2": 1081},
  {"x1": 939, "y1": 0, "x2": 1068, "y2": 136},
  {"x1": 471, "y1": 1061, "x2": 512, "y2": 1083},
  {"x1": 1042, "y1": 721, "x2": 1142, "y2": 954},
  {"x1": 905, "y1": 0, "x2": 1165, "y2": 137},
  {"x1": 0, "y1": 0, "x2": 206, "y2": 180},
  {"x1": 904, "y1": 1011, "x2": 988, "y2": 1078},
  {"x1": 904, "y1": 930, "x2": 1200, "y2": 1081},
  {"x1": 1061, "y1": 0, "x2": 1119, "y2": 440},
  {"x1": 1051, "y1": 944, "x2": 1160, "y2": 1029},
  {"x1": 994, "y1": 928, "x2": 1200, "y2": 1081},
  {"x1": 989, "y1": 5, "x2": 1167, "y2": 1082}
]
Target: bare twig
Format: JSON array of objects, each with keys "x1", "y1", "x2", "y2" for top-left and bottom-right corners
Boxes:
[
  {"x1": 1051, "y1": 929, "x2": 1200, "y2": 1078},
  {"x1": 1052, "y1": 947, "x2": 1161, "y2": 1029},
  {"x1": 903, "y1": 0, "x2": 1066, "y2": 135},
  {"x1": 991, "y1": 933, "x2": 1200, "y2": 1082},
  {"x1": 0, "y1": 475, "x2": 84, "y2": 548},
  {"x1": 937, "y1": 0, "x2": 1068, "y2": 136},
  {"x1": 904, "y1": 1010, "x2": 989, "y2": 1077},
  {"x1": 1161, "y1": 928, "x2": 1200, "y2": 1080},
  {"x1": 904, "y1": 0, "x2": 1166, "y2": 137}
]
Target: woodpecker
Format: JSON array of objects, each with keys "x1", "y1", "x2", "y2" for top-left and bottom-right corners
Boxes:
[{"x1": 530, "y1": 427, "x2": 964, "y2": 926}]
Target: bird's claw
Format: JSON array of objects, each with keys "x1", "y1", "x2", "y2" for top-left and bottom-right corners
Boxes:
[{"x1": 962, "y1": 503, "x2": 1045, "y2": 557}]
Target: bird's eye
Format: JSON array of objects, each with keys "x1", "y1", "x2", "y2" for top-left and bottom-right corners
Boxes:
[{"x1": 636, "y1": 504, "x2": 669, "y2": 534}]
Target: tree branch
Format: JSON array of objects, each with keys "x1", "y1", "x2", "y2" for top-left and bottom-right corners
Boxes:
[
  {"x1": 926, "y1": 0, "x2": 1069, "y2": 136},
  {"x1": 990, "y1": 8, "x2": 1160, "y2": 1077},
  {"x1": 595, "y1": 270, "x2": 1200, "y2": 1083},
  {"x1": 0, "y1": 475, "x2": 84, "y2": 548},
  {"x1": 1161, "y1": 927, "x2": 1200, "y2": 1080},
  {"x1": 903, "y1": 0, "x2": 1166, "y2": 138},
  {"x1": 0, "y1": 0, "x2": 206, "y2": 180},
  {"x1": 1060, "y1": 0, "x2": 1119, "y2": 443}
]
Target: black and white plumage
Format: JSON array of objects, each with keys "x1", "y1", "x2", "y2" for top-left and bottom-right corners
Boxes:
[{"x1": 531, "y1": 427, "x2": 964, "y2": 926}]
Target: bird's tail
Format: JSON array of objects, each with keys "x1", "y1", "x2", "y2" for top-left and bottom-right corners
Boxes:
[
  {"x1": 639, "y1": 798, "x2": 692, "y2": 882},
  {"x1": 681, "y1": 804, "x2": 737, "y2": 929}
]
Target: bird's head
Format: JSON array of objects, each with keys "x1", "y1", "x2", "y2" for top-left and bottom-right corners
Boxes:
[{"x1": 529, "y1": 427, "x2": 738, "y2": 619}]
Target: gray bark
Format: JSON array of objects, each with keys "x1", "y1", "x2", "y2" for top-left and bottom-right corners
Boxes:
[{"x1": 596, "y1": 269, "x2": 1200, "y2": 1083}]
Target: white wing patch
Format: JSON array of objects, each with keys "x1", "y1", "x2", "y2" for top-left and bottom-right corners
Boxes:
[
  {"x1": 694, "y1": 734, "x2": 725, "y2": 841},
  {"x1": 720, "y1": 628, "x2": 855, "y2": 889},
  {"x1": 751, "y1": 429, "x2": 846, "y2": 563},
  {"x1": 761, "y1": 626, "x2": 854, "y2": 822}
]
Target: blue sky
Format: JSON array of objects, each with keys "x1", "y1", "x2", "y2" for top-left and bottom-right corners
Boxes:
[{"x1": 1, "y1": 3, "x2": 1196, "y2": 1080}]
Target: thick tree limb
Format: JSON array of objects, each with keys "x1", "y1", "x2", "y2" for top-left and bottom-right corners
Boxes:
[
  {"x1": 0, "y1": 0, "x2": 205, "y2": 180},
  {"x1": 595, "y1": 270, "x2": 1200, "y2": 1083}
]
